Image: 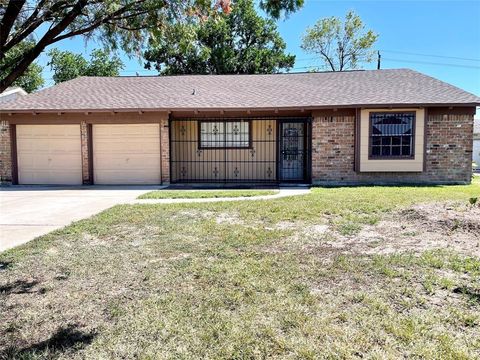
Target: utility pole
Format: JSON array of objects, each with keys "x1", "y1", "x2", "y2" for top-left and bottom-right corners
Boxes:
[{"x1": 377, "y1": 51, "x2": 381, "y2": 70}]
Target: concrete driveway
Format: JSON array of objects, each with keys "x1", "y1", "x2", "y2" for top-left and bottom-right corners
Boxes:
[{"x1": 0, "y1": 186, "x2": 159, "y2": 252}]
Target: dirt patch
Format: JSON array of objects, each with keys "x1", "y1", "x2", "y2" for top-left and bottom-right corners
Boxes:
[
  {"x1": 216, "y1": 212, "x2": 243, "y2": 225},
  {"x1": 338, "y1": 203, "x2": 480, "y2": 256},
  {"x1": 172, "y1": 210, "x2": 215, "y2": 221},
  {"x1": 360, "y1": 203, "x2": 480, "y2": 256},
  {"x1": 399, "y1": 203, "x2": 480, "y2": 234},
  {"x1": 268, "y1": 202, "x2": 480, "y2": 257}
]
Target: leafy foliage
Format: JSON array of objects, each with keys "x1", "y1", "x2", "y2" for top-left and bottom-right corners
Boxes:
[
  {"x1": 0, "y1": 41, "x2": 44, "y2": 92},
  {"x1": 144, "y1": 0, "x2": 295, "y2": 75},
  {"x1": 10, "y1": 62, "x2": 44, "y2": 93},
  {"x1": 301, "y1": 10, "x2": 378, "y2": 71},
  {"x1": 48, "y1": 49, "x2": 124, "y2": 84},
  {"x1": 0, "y1": 0, "x2": 303, "y2": 92}
]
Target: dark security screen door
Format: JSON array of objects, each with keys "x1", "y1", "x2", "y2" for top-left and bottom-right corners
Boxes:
[{"x1": 279, "y1": 121, "x2": 308, "y2": 181}]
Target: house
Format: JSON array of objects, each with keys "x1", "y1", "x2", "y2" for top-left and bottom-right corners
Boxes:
[
  {"x1": 0, "y1": 69, "x2": 479, "y2": 186},
  {"x1": 0, "y1": 87, "x2": 27, "y2": 104},
  {"x1": 474, "y1": 117, "x2": 480, "y2": 171}
]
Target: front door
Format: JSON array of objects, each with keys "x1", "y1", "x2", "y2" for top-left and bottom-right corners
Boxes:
[{"x1": 279, "y1": 121, "x2": 309, "y2": 182}]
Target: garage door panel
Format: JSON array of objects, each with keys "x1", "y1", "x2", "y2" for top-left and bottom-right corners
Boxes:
[
  {"x1": 49, "y1": 154, "x2": 82, "y2": 169},
  {"x1": 95, "y1": 155, "x2": 160, "y2": 169},
  {"x1": 95, "y1": 141, "x2": 160, "y2": 153},
  {"x1": 93, "y1": 124, "x2": 161, "y2": 185},
  {"x1": 20, "y1": 170, "x2": 82, "y2": 185},
  {"x1": 17, "y1": 125, "x2": 82, "y2": 185},
  {"x1": 94, "y1": 124, "x2": 158, "y2": 136},
  {"x1": 95, "y1": 171, "x2": 160, "y2": 185}
]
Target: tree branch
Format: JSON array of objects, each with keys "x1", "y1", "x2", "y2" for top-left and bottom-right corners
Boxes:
[
  {"x1": 0, "y1": 0, "x2": 89, "y2": 92},
  {"x1": 0, "y1": 0, "x2": 27, "y2": 49},
  {"x1": 320, "y1": 50, "x2": 336, "y2": 71}
]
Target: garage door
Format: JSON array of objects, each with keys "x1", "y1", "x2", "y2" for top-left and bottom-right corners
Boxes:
[
  {"x1": 93, "y1": 124, "x2": 161, "y2": 184},
  {"x1": 16, "y1": 125, "x2": 82, "y2": 185}
]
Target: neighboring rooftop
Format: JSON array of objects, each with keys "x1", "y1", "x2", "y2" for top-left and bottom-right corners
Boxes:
[
  {"x1": 0, "y1": 86, "x2": 27, "y2": 104},
  {"x1": 1, "y1": 69, "x2": 479, "y2": 112}
]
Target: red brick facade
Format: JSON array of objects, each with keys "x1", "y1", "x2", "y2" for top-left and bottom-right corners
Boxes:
[
  {"x1": 311, "y1": 111, "x2": 474, "y2": 185},
  {"x1": 0, "y1": 120, "x2": 12, "y2": 183},
  {"x1": 0, "y1": 108, "x2": 475, "y2": 185},
  {"x1": 80, "y1": 120, "x2": 91, "y2": 184},
  {"x1": 160, "y1": 117, "x2": 170, "y2": 184}
]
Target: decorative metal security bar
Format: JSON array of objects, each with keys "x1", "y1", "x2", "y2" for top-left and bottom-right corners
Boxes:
[{"x1": 169, "y1": 117, "x2": 311, "y2": 184}]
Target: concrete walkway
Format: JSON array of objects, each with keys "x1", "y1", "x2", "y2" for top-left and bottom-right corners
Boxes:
[
  {"x1": 131, "y1": 187, "x2": 310, "y2": 205},
  {"x1": 0, "y1": 186, "x2": 310, "y2": 253}
]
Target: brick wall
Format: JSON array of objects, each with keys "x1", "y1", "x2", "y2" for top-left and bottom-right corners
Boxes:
[
  {"x1": 0, "y1": 120, "x2": 12, "y2": 183},
  {"x1": 80, "y1": 120, "x2": 91, "y2": 184},
  {"x1": 312, "y1": 115, "x2": 356, "y2": 182},
  {"x1": 160, "y1": 116, "x2": 170, "y2": 184},
  {"x1": 311, "y1": 110, "x2": 474, "y2": 185}
]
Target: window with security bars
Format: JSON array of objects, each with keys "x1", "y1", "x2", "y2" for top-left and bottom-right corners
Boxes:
[
  {"x1": 369, "y1": 112, "x2": 415, "y2": 158},
  {"x1": 199, "y1": 121, "x2": 250, "y2": 148}
]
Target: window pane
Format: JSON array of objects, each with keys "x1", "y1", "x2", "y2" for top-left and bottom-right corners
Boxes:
[
  {"x1": 371, "y1": 146, "x2": 380, "y2": 156},
  {"x1": 200, "y1": 121, "x2": 249, "y2": 148},
  {"x1": 201, "y1": 122, "x2": 224, "y2": 147},
  {"x1": 401, "y1": 136, "x2": 410, "y2": 145},
  {"x1": 392, "y1": 146, "x2": 401, "y2": 156},
  {"x1": 402, "y1": 145, "x2": 411, "y2": 156},
  {"x1": 370, "y1": 112, "x2": 414, "y2": 158}
]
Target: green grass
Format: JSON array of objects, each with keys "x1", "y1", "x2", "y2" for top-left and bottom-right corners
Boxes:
[
  {"x1": 1, "y1": 178, "x2": 479, "y2": 359},
  {"x1": 138, "y1": 189, "x2": 278, "y2": 199}
]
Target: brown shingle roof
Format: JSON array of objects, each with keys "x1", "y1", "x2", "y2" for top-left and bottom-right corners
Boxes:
[{"x1": 1, "y1": 69, "x2": 479, "y2": 112}]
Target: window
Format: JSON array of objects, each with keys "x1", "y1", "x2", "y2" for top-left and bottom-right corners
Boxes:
[
  {"x1": 369, "y1": 112, "x2": 415, "y2": 158},
  {"x1": 199, "y1": 121, "x2": 250, "y2": 148}
]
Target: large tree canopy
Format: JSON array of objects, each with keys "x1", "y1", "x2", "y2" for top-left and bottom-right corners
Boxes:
[
  {"x1": 0, "y1": 0, "x2": 303, "y2": 93},
  {"x1": 144, "y1": 0, "x2": 295, "y2": 75},
  {"x1": 301, "y1": 10, "x2": 378, "y2": 71},
  {"x1": 48, "y1": 48, "x2": 124, "y2": 84},
  {"x1": 1, "y1": 40, "x2": 44, "y2": 92}
]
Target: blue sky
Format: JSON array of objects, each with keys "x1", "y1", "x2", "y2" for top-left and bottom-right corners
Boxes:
[{"x1": 38, "y1": 0, "x2": 480, "y2": 96}]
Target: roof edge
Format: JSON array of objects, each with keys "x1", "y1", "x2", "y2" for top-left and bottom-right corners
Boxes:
[{"x1": 1, "y1": 103, "x2": 479, "y2": 114}]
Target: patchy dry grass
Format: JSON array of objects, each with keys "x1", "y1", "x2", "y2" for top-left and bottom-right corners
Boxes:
[
  {"x1": 1, "y1": 179, "x2": 479, "y2": 359},
  {"x1": 138, "y1": 189, "x2": 278, "y2": 199}
]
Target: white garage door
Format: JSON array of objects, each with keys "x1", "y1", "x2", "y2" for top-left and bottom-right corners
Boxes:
[
  {"x1": 93, "y1": 124, "x2": 161, "y2": 184},
  {"x1": 16, "y1": 125, "x2": 82, "y2": 185}
]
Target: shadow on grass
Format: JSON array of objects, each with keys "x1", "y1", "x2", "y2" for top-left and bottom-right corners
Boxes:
[
  {"x1": 0, "y1": 279, "x2": 40, "y2": 295},
  {"x1": 0, "y1": 261, "x2": 12, "y2": 272},
  {"x1": 1, "y1": 324, "x2": 96, "y2": 359},
  {"x1": 453, "y1": 286, "x2": 480, "y2": 303}
]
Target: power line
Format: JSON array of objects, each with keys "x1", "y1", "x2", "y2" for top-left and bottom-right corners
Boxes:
[
  {"x1": 382, "y1": 57, "x2": 480, "y2": 69},
  {"x1": 380, "y1": 49, "x2": 480, "y2": 62}
]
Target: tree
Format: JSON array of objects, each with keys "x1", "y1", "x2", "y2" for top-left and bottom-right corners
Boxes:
[
  {"x1": 301, "y1": 10, "x2": 378, "y2": 71},
  {"x1": 0, "y1": 40, "x2": 44, "y2": 92},
  {"x1": 48, "y1": 48, "x2": 124, "y2": 84},
  {"x1": 144, "y1": 0, "x2": 295, "y2": 75},
  {"x1": 11, "y1": 62, "x2": 44, "y2": 93},
  {"x1": 0, "y1": 0, "x2": 303, "y2": 92}
]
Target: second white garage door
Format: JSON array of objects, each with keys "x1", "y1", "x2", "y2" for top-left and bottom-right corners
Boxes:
[{"x1": 93, "y1": 124, "x2": 161, "y2": 184}]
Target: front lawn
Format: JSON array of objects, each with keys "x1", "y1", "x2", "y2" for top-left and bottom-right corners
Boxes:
[
  {"x1": 138, "y1": 189, "x2": 278, "y2": 199},
  {"x1": 1, "y1": 179, "x2": 479, "y2": 359}
]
